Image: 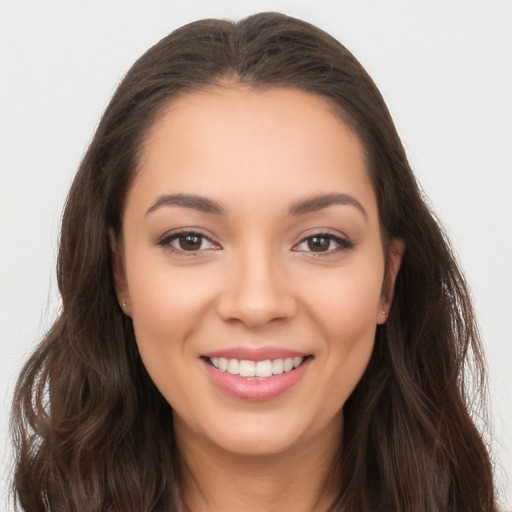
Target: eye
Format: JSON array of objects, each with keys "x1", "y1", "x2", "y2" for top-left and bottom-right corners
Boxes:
[
  {"x1": 293, "y1": 233, "x2": 354, "y2": 253},
  {"x1": 158, "y1": 231, "x2": 219, "y2": 253}
]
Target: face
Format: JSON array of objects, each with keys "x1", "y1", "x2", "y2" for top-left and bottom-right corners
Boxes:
[{"x1": 114, "y1": 87, "x2": 402, "y2": 457}]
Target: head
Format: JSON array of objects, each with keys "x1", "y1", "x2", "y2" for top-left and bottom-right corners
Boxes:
[{"x1": 16, "y1": 12, "x2": 492, "y2": 512}]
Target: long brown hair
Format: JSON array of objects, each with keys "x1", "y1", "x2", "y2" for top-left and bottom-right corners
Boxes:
[{"x1": 11, "y1": 12, "x2": 496, "y2": 511}]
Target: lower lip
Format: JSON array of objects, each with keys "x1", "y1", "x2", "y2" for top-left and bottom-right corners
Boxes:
[{"x1": 202, "y1": 358, "x2": 311, "y2": 401}]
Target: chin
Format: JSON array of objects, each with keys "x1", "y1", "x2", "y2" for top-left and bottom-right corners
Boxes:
[{"x1": 211, "y1": 426, "x2": 306, "y2": 457}]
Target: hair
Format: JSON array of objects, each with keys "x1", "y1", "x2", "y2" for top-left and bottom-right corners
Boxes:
[{"x1": 11, "y1": 12, "x2": 497, "y2": 512}]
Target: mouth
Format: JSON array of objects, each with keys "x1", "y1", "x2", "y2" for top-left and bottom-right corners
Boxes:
[
  {"x1": 204, "y1": 356, "x2": 307, "y2": 380},
  {"x1": 200, "y1": 350, "x2": 312, "y2": 401}
]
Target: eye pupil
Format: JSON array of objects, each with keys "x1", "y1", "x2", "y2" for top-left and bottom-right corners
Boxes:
[
  {"x1": 179, "y1": 234, "x2": 202, "y2": 251},
  {"x1": 308, "y1": 236, "x2": 330, "y2": 252}
]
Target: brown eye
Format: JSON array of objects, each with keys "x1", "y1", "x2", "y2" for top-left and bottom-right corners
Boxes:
[
  {"x1": 293, "y1": 232, "x2": 354, "y2": 254},
  {"x1": 178, "y1": 234, "x2": 203, "y2": 251},
  {"x1": 159, "y1": 231, "x2": 218, "y2": 253},
  {"x1": 307, "y1": 236, "x2": 331, "y2": 252}
]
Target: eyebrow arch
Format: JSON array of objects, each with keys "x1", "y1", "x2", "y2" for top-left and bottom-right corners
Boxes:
[
  {"x1": 146, "y1": 193, "x2": 225, "y2": 216},
  {"x1": 288, "y1": 193, "x2": 367, "y2": 219}
]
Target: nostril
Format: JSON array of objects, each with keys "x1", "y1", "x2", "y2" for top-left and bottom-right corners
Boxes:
[{"x1": 215, "y1": 258, "x2": 298, "y2": 328}]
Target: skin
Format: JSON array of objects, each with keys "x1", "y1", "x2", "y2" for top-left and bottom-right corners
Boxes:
[{"x1": 114, "y1": 86, "x2": 403, "y2": 511}]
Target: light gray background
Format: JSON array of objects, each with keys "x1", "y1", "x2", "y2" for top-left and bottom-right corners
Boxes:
[{"x1": 1, "y1": 1, "x2": 511, "y2": 509}]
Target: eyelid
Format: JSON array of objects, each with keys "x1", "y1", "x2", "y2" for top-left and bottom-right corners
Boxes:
[
  {"x1": 292, "y1": 230, "x2": 355, "y2": 254},
  {"x1": 156, "y1": 228, "x2": 221, "y2": 254}
]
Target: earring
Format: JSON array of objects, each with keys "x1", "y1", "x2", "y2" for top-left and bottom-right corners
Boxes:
[{"x1": 121, "y1": 299, "x2": 127, "y2": 308}]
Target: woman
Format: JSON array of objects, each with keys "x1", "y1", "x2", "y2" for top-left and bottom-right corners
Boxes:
[{"x1": 11, "y1": 12, "x2": 497, "y2": 512}]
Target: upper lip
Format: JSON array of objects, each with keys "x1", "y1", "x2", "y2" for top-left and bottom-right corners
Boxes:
[{"x1": 201, "y1": 346, "x2": 310, "y2": 361}]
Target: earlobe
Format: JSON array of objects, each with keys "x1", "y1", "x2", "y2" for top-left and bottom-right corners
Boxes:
[
  {"x1": 109, "y1": 229, "x2": 132, "y2": 316},
  {"x1": 378, "y1": 237, "x2": 405, "y2": 324}
]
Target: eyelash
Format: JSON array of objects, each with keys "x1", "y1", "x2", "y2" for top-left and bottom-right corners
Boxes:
[
  {"x1": 157, "y1": 230, "x2": 219, "y2": 255},
  {"x1": 157, "y1": 230, "x2": 354, "y2": 256},
  {"x1": 293, "y1": 232, "x2": 355, "y2": 255}
]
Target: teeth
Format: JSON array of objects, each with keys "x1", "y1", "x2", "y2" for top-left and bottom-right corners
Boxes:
[
  {"x1": 227, "y1": 359, "x2": 239, "y2": 375},
  {"x1": 255, "y1": 360, "x2": 273, "y2": 378},
  {"x1": 239, "y1": 360, "x2": 255, "y2": 377},
  {"x1": 209, "y1": 356, "x2": 304, "y2": 379},
  {"x1": 272, "y1": 359, "x2": 284, "y2": 375}
]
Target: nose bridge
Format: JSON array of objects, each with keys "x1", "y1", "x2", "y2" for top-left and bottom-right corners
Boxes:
[{"x1": 217, "y1": 240, "x2": 297, "y2": 328}]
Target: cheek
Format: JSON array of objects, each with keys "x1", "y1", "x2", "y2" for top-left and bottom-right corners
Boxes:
[
  {"x1": 124, "y1": 258, "x2": 217, "y2": 416},
  {"x1": 125, "y1": 251, "x2": 218, "y2": 357},
  {"x1": 331, "y1": 279, "x2": 381, "y2": 337},
  {"x1": 322, "y1": 286, "x2": 379, "y2": 371},
  {"x1": 307, "y1": 260, "x2": 383, "y2": 339},
  {"x1": 303, "y1": 259, "x2": 383, "y2": 391}
]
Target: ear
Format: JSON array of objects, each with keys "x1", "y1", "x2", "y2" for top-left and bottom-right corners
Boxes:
[
  {"x1": 110, "y1": 229, "x2": 132, "y2": 316},
  {"x1": 377, "y1": 237, "x2": 405, "y2": 324}
]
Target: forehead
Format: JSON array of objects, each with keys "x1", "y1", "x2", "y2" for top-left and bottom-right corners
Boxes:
[{"x1": 131, "y1": 86, "x2": 377, "y2": 219}]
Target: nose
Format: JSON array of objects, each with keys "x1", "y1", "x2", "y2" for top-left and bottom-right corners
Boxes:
[{"x1": 216, "y1": 247, "x2": 298, "y2": 329}]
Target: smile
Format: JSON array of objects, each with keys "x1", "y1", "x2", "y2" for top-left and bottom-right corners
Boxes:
[
  {"x1": 201, "y1": 349, "x2": 312, "y2": 401},
  {"x1": 209, "y1": 357, "x2": 304, "y2": 379}
]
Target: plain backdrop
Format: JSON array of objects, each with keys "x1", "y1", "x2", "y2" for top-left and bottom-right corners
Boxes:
[{"x1": 1, "y1": 0, "x2": 511, "y2": 509}]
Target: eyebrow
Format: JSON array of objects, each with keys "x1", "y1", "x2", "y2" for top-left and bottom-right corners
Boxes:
[
  {"x1": 146, "y1": 193, "x2": 225, "y2": 216},
  {"x1": 145, "y1": 192, "x2": 366, "y2": 219},
  {"x1": 288, "y1": 193, "x2": 367, "y2": 219}
]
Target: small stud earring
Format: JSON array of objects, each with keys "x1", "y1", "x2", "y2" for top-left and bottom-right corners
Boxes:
[{"x1": 121, "y1": 300, "x2": 127, "y2": 308}]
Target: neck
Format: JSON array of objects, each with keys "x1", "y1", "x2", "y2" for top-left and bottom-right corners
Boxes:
[{"x1": 175, "y1": 415, "x2": 342, "y2": 512}]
